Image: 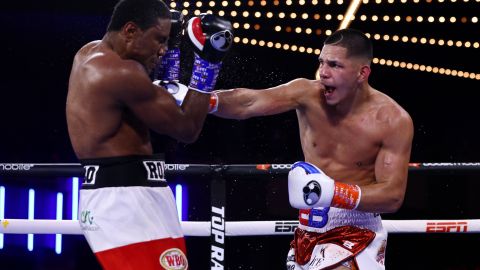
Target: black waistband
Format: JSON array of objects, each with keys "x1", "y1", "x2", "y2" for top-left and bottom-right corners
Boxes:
[{"x1": 79, "y1": 154, "x2": 167, "y2": 189}]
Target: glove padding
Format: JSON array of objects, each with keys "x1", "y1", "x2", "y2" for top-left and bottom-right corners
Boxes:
[
  {"x1": 288, "y1": 161, "x2": 335, "y2": 209},
  {"x1": 153, "y1": 80, "x2": 188, "y2": 106},
  {"x1": 186, "y1": 14, "x2": 233, "y2": 93},
  {"x1": 288, "y1": 161, "x2": 361, "y2": 210},
  {"x1": 154, "y1": 80, "x2": 218, "y2": 113},
  {"x1": 186, "y1": 13, "x2": 233, "y2": 64}
]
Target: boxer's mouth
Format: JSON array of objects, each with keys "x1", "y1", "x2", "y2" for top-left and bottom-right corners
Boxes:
[{"x1": 324, "y1": 86, "x2": 336, "y2": 95}]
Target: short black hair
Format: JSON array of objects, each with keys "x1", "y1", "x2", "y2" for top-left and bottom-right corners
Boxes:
[
  {"x1": 107, "y1": 0, "x2": 171, "y2": 31},
  {"x1": 324, "y1": 28, "x2": 373, "y2": 62}
]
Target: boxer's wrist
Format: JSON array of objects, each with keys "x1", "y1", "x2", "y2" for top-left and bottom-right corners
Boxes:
[
  {"x1": 188, "y1": 53, "x2": 222, "y2": 93},
  {"x1": 331, "y1": 182, "x2": 361, "y2": 210},
  {"x1": 208, "y1": 92, "x2": 218, "y2": 113},
  {"x1": 155, "y1": 48, "x2": 181, "y2": 81}
]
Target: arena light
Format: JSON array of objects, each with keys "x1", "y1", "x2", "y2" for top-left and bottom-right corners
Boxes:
[
  {"x1": 232, "y1": 34, "x2": 479, "y2": 81},
  {"x1": 0, "y1": 186, "x2": 4, "y2": 249},
  {"x1": 373, "y1": 57, "x2": 480, "y2": 80},
  {"x1": 175, "y1": 184, "x2": 183, "y2": 221},
  {"x1": 28, "y1": 189, "x2": 35, "y2": 251},
  {"x1": 72, "y1": 177, "x2": 79, "y2": 220},
  {"x1": 56, "y1": 192, "x2": 63, "y2": 254},
  {"x1": 339, "y1": 0, "x2": 362, "y2": 29}
]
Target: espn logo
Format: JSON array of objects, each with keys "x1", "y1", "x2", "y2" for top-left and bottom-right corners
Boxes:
[
  {"x1": 426, "y1": 221, "x2": 468, "y2": 233},
  {"x1": 275, "y1": 221, "x2": 299, "y2": 233}
]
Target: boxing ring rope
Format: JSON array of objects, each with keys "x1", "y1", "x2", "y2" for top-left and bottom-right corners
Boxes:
[
  {"x1": 1, "y1": 162, "x2": 480, "y2": 268},
  {"x1": 1, "y1": 219, "x2": 479, "y2": 235},
  {"x1": 1, "y1": 162, "x2": 480, "y2": 235}
]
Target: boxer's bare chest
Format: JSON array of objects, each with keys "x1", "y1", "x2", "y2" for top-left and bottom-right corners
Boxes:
[{"x1": 298, "y1": 108, "x2": 383, "y2": 177}]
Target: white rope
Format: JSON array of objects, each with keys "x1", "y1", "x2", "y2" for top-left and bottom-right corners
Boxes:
[{"x1": 2, "y1": 219, "x2": 480, "y2": 235}]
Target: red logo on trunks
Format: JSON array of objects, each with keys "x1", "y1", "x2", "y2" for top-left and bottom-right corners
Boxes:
[
  {"x1": 426, "y1": 221, "x2": 468, "y2": 232},
  {"x1": 159, "y1": 248, "x2": 188, "y2": 269}
]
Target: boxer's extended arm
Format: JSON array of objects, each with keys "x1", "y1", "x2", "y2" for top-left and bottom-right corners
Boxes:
[
  {"x1": 212, "y1": 78, "x2": 313, "y2": 119},
  {"x1": 356, "y1": 111, "x2": 414, "y2": 213}
]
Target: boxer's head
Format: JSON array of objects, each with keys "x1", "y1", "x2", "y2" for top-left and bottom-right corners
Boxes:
[
  {"x1": 107, "y1": 0, "x2": 172, "y2": 73},
  {"x1": 324, "y1": 28, "x2": 373, "y2": 65}
]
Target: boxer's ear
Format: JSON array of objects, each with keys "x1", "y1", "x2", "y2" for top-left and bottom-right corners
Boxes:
[{"x1": 357, "y1": 65, "x2": 371, "y2": 83}]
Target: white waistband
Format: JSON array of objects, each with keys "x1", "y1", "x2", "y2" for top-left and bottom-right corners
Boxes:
[{"x1": 298, "y1": 207, "x2": 384, "y2": 233}]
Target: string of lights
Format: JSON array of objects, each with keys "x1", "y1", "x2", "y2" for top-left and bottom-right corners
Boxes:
[{"x1": 166, "y1": 1, "x2": 480, "y2": 80}]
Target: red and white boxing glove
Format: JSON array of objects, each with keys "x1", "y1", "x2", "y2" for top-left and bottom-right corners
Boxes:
[{"x1": 288, "y1": 161, "x2": 361, "y2": 210}]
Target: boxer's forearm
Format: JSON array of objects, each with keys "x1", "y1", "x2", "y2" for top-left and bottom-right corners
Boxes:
[{"x1": 212, "y1": 88, "x2": 257, "y2": 119}]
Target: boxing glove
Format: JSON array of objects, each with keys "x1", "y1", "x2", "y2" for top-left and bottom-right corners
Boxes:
[
  {"x1": 186, "y1": 13, "x2": 233, "y2": 63},
  {"x1": 288, "y1": 161, "x2": 361, "y2": 210},
  {"x1": 154, "y1": 80, "x2": 218, "y2": 113},
  {"x1": 186, "y1": 14, "x2": 233, "y2": 93},
  {"x1": 153, "y1": 10, "x2": 184, "y2": 82},
  {"x1": 153, "y1": 80, "x2": 188, "y2": 106}
]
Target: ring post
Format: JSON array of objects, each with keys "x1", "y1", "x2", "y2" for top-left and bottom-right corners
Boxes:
[{"x1": 210, "y1": 165, "x2": 226, "y2": 269}]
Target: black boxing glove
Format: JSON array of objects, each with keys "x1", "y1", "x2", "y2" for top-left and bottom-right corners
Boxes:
[
  {"x1": 153, "y1": 10, "x2": 184, "y2": 82},
  {"x1": 186, "y1": 14, "x2": 233, "y2": 93},
  {"x1": 186, "y1": 13, "x2": 233, "y2": 63},
  {"x1": 168, "y1": 9, "x2": 184, "y2": 49}
]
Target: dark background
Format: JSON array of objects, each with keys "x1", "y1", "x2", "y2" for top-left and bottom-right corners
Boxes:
[{"x1": 1, "y1": 0, "x2": 480, "y2": 269}]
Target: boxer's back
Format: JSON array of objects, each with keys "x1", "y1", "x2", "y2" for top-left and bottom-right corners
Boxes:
[{"x1": 67, "y1": 41, "x2": 151, "y2": 159}]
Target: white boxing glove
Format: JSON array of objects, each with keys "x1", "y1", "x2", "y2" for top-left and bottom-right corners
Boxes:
[
  {"x1": 288, "y1": 161, "x2": 361, "y2": 210},
  {"x1": 154, "y1": 80, "x2": 218, "y2": 113},
  {"x1": 153, "y1": 80, "x2": 188, "y2": 106}
]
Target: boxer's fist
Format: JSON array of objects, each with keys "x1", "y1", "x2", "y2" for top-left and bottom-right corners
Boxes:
[
  {"x1": 288, "y1": 161, "x2": 335, "y2": 209},
  {"x1": 168, "y1": 10, "x2": 184, "y2": 49},
  {"x1": 186, "y1": 14, "x2": 233, "y2": 63},
  {"x1": 154, "y1": 80, "x2": 188, "y2": 106},
  {"x1": 288, "y1": 161, "x2": 362, "y2": 210}
]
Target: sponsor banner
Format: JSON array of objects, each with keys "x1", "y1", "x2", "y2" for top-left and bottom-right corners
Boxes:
[
  {"x1": 0, "y1": 163, "x2": 35, "y2": 170},
  {"x1": 426, "y1": 221, "x2": 468, "y2": 233}
]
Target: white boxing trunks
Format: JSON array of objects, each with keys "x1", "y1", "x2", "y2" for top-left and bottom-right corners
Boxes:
[
  {"x1": 79, "y1": 155, "x2": 188, "y2": 270},
  {"x1": 286, "y1": 207, "x2": 387, "y2": 270}
]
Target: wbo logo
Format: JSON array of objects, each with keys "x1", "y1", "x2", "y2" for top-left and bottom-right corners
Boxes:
[{"x1": 159, "y1": 248, "x2": 188, "y2": 270}]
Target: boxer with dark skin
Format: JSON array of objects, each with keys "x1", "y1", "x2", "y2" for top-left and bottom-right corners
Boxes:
[
  {"x1": 66, "y1": 6, "x2": 208, "y2": 160},
  {"x1": 66, "y1": 0, "x2": 232, "y2": 268}
]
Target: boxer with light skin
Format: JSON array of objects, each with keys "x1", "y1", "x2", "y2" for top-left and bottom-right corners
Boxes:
[{"x1": 209, "y1": 28, "x2": 414, "y2": 269}]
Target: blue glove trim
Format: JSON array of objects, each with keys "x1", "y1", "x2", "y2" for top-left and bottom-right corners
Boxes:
[
  {"x1": 188, "y1": 53, "x2": 222, "y2": 93},
  {"x1": 154, "y1": 48, "x2": 181, "y2": 81},
  {"x1": 308, "y1": 207, "x2": 330, "y2": 228},
  {"x1": 291, "y1": 161, "x2": 320, "y2": 174}
]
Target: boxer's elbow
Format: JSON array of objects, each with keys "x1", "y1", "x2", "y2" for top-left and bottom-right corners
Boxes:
[
  {"x1": 176, "y1": 123, "x2": 202, "y2": 143},
  {"x1": 384, "y1": 192, "x2": 405, "y2": 213}
]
